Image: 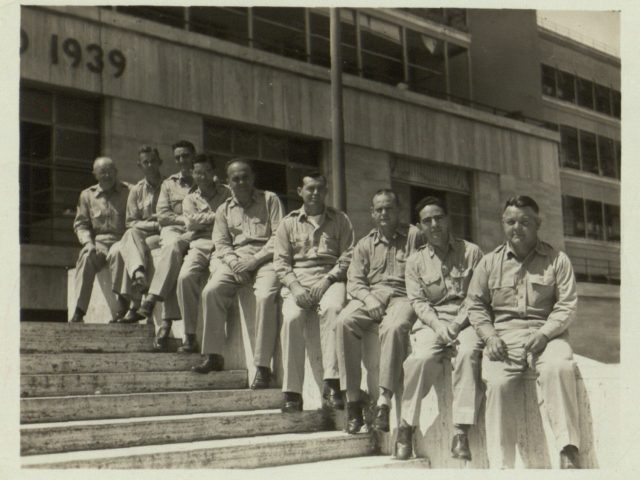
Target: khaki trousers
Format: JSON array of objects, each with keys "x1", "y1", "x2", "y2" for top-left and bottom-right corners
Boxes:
[
  {"x1": 201, "y1": 258, "x2": 280, "y2": 367},
  {"x1": 280, "y1": 279, "x2": 345, "y2": 394},
  {"x1": 176, "y1": 238, "x2": 213, "y2": 335},
  {"x1": 483, "y1": 324, "x2": 580, "y2": 468},
  {"x1": 401, "y1": 324, "x2": 484, "y2": 427},
  {"x1": 336, "y1": 296, "x2": 415, "y2": 400},
  {"x1": 112, "y1": 228, "x2": 160, "y2": 302},
  {"x1": 146, "y1": 228, "x2": 186, "y2": 320},
  {"x1": 74, "y1": 239, "x2": 120, "y2": 316}
]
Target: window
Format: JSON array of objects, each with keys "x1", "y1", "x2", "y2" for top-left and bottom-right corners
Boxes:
[
  {"x1": 580, "y1": 131, "x2": 599, "y2": 175},
  {"x1": 556, "y1": 70, "x2": 575, "y2": 103},
  {"x1": 447, "y1": 43, "x2": 470, "y2": 101},
  {"x1": 594, "y1": 84, "x2": 612, "y2": 115},
  {"x1": 541, "y1": 65, "x2": 556, "y2": 97},
  {"x1": 116, "y1": 6, "x2": 185, "y2": 28},
  {"x1": 203, "y1": 120, "x2": 321, "y2": 211},
  {"x1": 562, "y1": 196, "x2": 585, "y2": 237},
  {"x1": 406, "y1": 30, "x2": 447, "y2": 97},
  {"x1": 612, "y1": 90, "x2": 621, "y2": 118},
  {"x1": 253, "y1": 7, "x2": 307, "y2": 61},
  {"x1": 615, "y1": 141, "x2": 621, "y2": 179},
  {"x1": 189, "y1": 7, "x2": 249, "y2": 46},
  {"x1": 360, "y1": 14, "x2": 404, "y2": 86},
  {"x1": 559, "y1": 126, "x2": 580, "y2": 169},
  {"x1": 400, "y1": 8, "x2": 468, "y2": 32},
  {"x1": 576, "y1": 77, "x2": 594, "y2": 109},
  {"x1": 20, "y1": 86, "x2": 101, "y2": 245},
  {"x1": 598, "y1": 136, "x2": 616, "y2": 178},
  {"x1": 585, "y1": 200, "x2": 604, "y2": 240}
]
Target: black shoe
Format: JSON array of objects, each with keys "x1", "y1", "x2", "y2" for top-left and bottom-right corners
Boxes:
[
  {"x1": 251, "y1": 367, "x2": 271, "y2": 389},
  {"x1": 152, "y1": 322, "x2": 172, "y2": 352},
  {"x1": 191, "y1": 354, "x2": 225, "y2": 374},
  {"x1": 323, "y1": 380, "x2": 345, "y2": 410},
  {"x1": 69, "y1": 313, "x2": 84, "y2": 323},
  {"x1": 346, "y1": 401, "x2": 364, "y2": 434},
  {"x1": 374, "y1": 404, "x2": 390, "y2": 432},
  {"x1": 451, "y1": 433, "x2": 472, "y2": 461},
  {"x1": 138, "y1": 297, "x2": 157, "y2": 318},
  {"x1": 177, "y1": 334, "x2": 197, "y2": 353},
  {"x1": 119, "y1": 308, "x2": 145, "y2": 324},
  {"x1": 395, "y1": 420, "x2": 413, "y2": 460},
  {"x1": 281, "y1": 392, "x2": 303, "y2": 413},
  {"x1": 560, "y1": 445, "x2": 580, "y2": 469}
]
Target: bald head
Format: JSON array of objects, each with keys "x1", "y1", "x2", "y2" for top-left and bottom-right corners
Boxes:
[{"x1": 93, "y1": 157, "x2": 117, "y2": 190}]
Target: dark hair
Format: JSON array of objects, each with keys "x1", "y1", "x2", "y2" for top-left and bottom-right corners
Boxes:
[
  {"x1": 171, "y1": 140, "x2": 196, "y2": 154},
  {"x1": 415, "y1": 196, "x2": 447, "y2": 216},
  {"x1": 371, "y1": 189, "x2": 399, "y2": 206},
  {"x1": 299, "y1": 171, "x2": 327, "y2": 187},
  {"x1": 193, "y1": 153, "x2": 214, "y2": 169},
  {"x1": 225, "y1": 157, "x2": 254, "y2": 174},
  {"x1": 503, "y1": 195, "x2": 539, "y2": 214},
  {"x1": 137, "y1": 145, "x2": 160, "y2": 160}
]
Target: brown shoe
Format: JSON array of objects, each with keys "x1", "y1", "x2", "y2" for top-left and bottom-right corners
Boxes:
[
  {"x1": 451, "y1": 433, "x2": 472, "y2": 461},
  {"x1": 374, "y1": 404, "x2": 390, "y2": 432},
  {"x1": 346, "y1": 401, "x2": 364, "y2": 434},
  {"x1": 177, "y1": 334, "x2": 197, "y2": 353},
  {"x1": 250, "y1": 367, "x2": 271, "y2": 389},
  {"x1": 560, "y1": 445, "x2": 580, "y2": 469},
  {"x1": 152, "y1": 322, "x2": 172, "y2": 352},
  {"x1": 119, "y1": 308, "x2": 145, "y2": 324},
  {"x1": 281, "y1": 392, "x2": 303, "y2": 413},
  {"x1": 69, "y1": 313, "x2": 84, "y2": 323},
  {"x1": 191, "y1": 354, "x2": 224, "y2": 374},
  {"x1": 395, "y1": 420, "x2": 413, "y2": 460}
]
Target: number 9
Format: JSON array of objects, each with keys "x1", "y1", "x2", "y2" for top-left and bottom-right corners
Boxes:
[
  {"x1": 109, "y1": 50, "x2": 126, "y2": 78},
  {"x1": 62, "y1": 38, "x2": 82, "y2": 67}
]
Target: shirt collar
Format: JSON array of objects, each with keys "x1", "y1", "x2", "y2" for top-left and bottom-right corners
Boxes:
[
  {"x1": 297, "y1": 206, "x2": 333, "y2": 222},
  {"x1": 94, "y1": 182, "x2": 122, "y2": 197},
  {"x1": 229, "y1": 188, "x2": 259, "y2": 207},
  {"x1": 143, "y1": 176, "x2": 163, "y2": 191},
  {"x1": 372, "y1": 224, "x2": 408, "y2": 245},
  {"x1": 426, "y1": 235, "x2": 457, "y2": 258},
  {"x1": 505, "y1": 239, "x2": 548, "y2": 260}
]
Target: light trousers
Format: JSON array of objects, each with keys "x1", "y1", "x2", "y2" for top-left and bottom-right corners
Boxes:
[
  {"x1": 74, "y1": 239, "x2": 120, "y2": 316},
  {"x1": 482, "y1": 325, "x2": 580, "y2": 469},
  {"x1": 146, "y1": 228, "x2": 186, "y2": 320},
  {"x1": 176, "y1": 238, "x2": 213, "y2": 335},
  {"x1": 111, "y1": 228, "x2": 160, "y2": 302},
  {"x1": 336, "y1": 296, "x2": 416, "y2": 401}
]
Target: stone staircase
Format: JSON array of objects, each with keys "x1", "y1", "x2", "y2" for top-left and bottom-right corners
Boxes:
[{"x1": 20, "y1": 321, "x2": 377, "y2": 469}]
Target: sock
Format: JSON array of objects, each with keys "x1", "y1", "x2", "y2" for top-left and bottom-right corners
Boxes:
[{"x1": 377, "y1": 388, "x2": 392, "y2": 407}]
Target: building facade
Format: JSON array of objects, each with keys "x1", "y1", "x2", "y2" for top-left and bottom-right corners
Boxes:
[{"x1": 20, "y1": 7, "x2": 614, "y2": 355}]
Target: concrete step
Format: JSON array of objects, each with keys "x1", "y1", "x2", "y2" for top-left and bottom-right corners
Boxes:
[
  {"x1": 22, "y1": 430, "x2": 375, "y2": 469},
  {"x1": 260, "y1": 455, "x2": 432, "y2": 470},
  {"x1": 21, "y1": 370, "x2": 248, "y2": 398},
  {"x1": 22, "y1": 409, "x2": 335, "y2": 455},
  {"x1": 21, "y1": 352, "x2": 203, "y2": 375},
  {"x1": 21, "y1": 321, "x2": 154, "y2": 338},
  {"x1": 21, "y1": 388, "x2": 283, "y2": 424},
  {"x1": 21, "y1": 335, "x2": 157, "y2": 354}
]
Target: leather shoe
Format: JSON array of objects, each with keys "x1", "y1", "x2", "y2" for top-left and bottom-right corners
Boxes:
[
  {"x1": 323, "y1": 388, "x2": 345, "y2": 410},
  {"x1": 346, "y1": 401, "x2": 364, "y2": 434},
  {"x1": 192, "y1": 354, "x2": 224, "y2": 374},
  {"x1": 281, "y1": 392, "x2": 303, "y2": 413},
  {"x1": 153, "y1": 323, "x2": 171, "y2": 352},
  {"x1": 119, "y1": 308, "x2": 145, "y2": 324},
  {"x1": 251, "y1": 367, "x2": 271, "y2": 389},
  {"x1": 451, "y1": 433, "x2": 472, "y2": 461},
  {"x1": 560, "y1": 445, "x2": 580, "y2": 469},
  {"x1": 138, "y1": 297, "x2": 157, "y2": 319},
  {"x1": 374, "y1": 404, "x2": 390, "y2": 432},
  {"x1": 69, "y1": 313, "x2": 84, "y2": 323},
  {"x1": 177, "y1": 334, "x2": 197, "y2": 353},
  {"x1": 395, "y1": 420, "x2": 413, "y2": 460}
]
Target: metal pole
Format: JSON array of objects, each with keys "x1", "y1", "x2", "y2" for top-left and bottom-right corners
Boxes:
[{"x1": 330, "y1": 8, "x2": 346, "y2": 210}]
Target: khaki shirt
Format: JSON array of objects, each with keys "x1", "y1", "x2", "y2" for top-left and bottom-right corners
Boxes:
[
  {"x1": 274, "y1": 206, "x2": 354, "y2": 288},
  {"x1": 73, "y1": 181, "x2": 130, "y2": 246},
  {"x1": 213, "y1": 189, "x2": 285, "y2": 263},
  {"x1": 182, "y1": 184, "x2": 232, "y2": 243},
  {"x1": 156, "y1": 172, "x2": 195, "y2": 231},
  {"x1": 467, "y1": 241, "x2": 577, "y2": 341},
  {"x1": 347, "y1": 224, "x2": 424, "y2": 304},
  {"x1": 125, "y1": 177, "x2": 164, "y2": 233},
  {"x1": 405, "y1": 237, "x2": 483, "y2": 330}
]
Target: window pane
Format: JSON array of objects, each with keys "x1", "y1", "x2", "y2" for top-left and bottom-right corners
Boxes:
[
  {"x1": 541, "y1": 65, "x2": 556, "y2": 97},
  {"x1": 55, "y1": 128, "x2": 100, "y2": 162},
  {"x1": 203, "y1": 123, "x2": 232, "y2": 153},
  {"x1": 261, "y1": 134, "x2": 287, "y2": 161},
  {"x1": 595, "y1": 84, "x2": 612, "y2": 115},
  {"x1": 559, "y1": 126, "x2": 579, "y2": 169},
  {"x1": 615, "y1": 141, "x2": 621, "y2": 179},
  {"x1": 118, "y1": 6, "x2": 185, "y2": 28},
  {"x1": 598, "y1": 136, "x2": 616, "y2": 178},
  {"x1": 556, "y1": 70, "x2": 575, "y2": 103},
  {"x1": 233, "y1": 129, "x2": 259, "y2": 157},
  {"x1": 56, "y1": 95, "x2": 100, "y2": 129},
  {"x1": 562, "y1": 196, "x2": 585, "y2": 237},
  {"x1": 253, "y1": 7, "x2": 307, "y2": 61},
  {"x1": 407, "y1": 30, "x2": 446, "y2": 97},
  {"x1": 341, "y1": 10, "x2": 359, "y2": 75},
  {"x1": 585, "y1": 200, "x2": 604, "y2": 240},
  {"x1": 289, "y1": 138, "x2": 320, "y2": 167},
  {"x1": 605, "y1": 204, "x2": 620, "y2": 241},
  {"x1": 579, "y1": 131, "x2": 599, "y2": 175},
  {"x1": 576, "y1": 77, "x2": 594, "y2": 109},
  {"x1": 252, "y1": 159, "x2": 287, "y2": 199},
  {"x1": 448, "y1": 43, "x2": 469, "y2": 101},
  {"x1": 309, "y1": 11, "x2": 330, "y2": 67},
  {"x1": 189, "y1": 7, "x2": 249, "y2": 46},
  {"x1": 360, "y1": 14, "x2": 403, "y2": 86},
  {"x1": 20, "y1": 122, "x2": 52, "y2": 162},
  {"x1": 612, "y1": 90, "x2": 621, "y2": 118},
  {"x1": 20, "y1": 88, "x2": 52, "y2": 123}
]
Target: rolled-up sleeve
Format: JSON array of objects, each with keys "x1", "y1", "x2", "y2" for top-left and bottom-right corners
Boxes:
[
  {"x1": 466, "y1": 256, "x2": 498, "y2": 342},
  {"x1": 273, "y1": 220, "x2": 297, "y2": 287},
  {"x1": 347, "y1": 240, "x2": 371, "y2": 302},
  {"x1": 538, "y1": 251, "x2": 578, "y2": 339},
  {"x1": 405, "y1": 257, "x2": 440, "y2": 329},
  {"x1": 73, "y1": 191, "x2": 93, "y2": 246}
]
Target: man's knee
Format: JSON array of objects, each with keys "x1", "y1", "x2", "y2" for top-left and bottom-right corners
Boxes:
[
  {"x1": 537, "y1": 356, "x2": 575, "y2": 380},
  {"x1": 483, "y1": 368, "x2": 519, "y2": 392},
  {"x1": 380, "y1": 313, "x2": 412, "y2": 339},
  {"x1": 202, "y1": 279, "x2": 225, "y2": 302}
]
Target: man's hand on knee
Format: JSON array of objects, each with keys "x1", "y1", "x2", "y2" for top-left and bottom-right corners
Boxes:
[
  {"x1": 309, "y1": 277, "x2": 331, "y2": 304},
  {"x1": 364, "y1": 294, "x2": 385, "y2": 323},
  {"x1": 486, "y1": 335, "x2": 509, "y2": 361},
  {"x1": 291, "y1": 282, "x2": 315, "y2": 310},
  {"x1": 433, "y1": 320, "x2": 455, "y2": 345},
  {"x1": 235, "y1": 256, "x2": 259, "y2": 273},
  {"x1": 80, "y1": 242, "x2": 96, "y2": 256},
  {"x1": 523, "y1": 331, "x2": 549, "y2": 355}
]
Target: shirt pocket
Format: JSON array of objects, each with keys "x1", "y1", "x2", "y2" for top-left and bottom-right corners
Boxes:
[
  {"x1": 90, "y1": 207, "x2": 106, "y2": 229},
  {"x1": 318, "y1": 231, "x2": 339, "y2": 256},
  {"x1": 419, "y1": 271, "x2": 447, "y2": 303},
  {"x1": 292, "y1": 231, "x2": 310, "y2": 255},
  {"x1": 527, "y1": 272, "x2": 556, "y2": 306},
  {"x1": 250, "y1": 217, "x2": 267, "y2": 238},
  {"x1": 449, "y1": 267, "x2": 472, "y2": 296},
  {"x1": 170, "y1": 197, "x2": 183, "y2": 215},
  {"x1": 488, "y1": 275, "x2": 516, "y2": 309}
]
